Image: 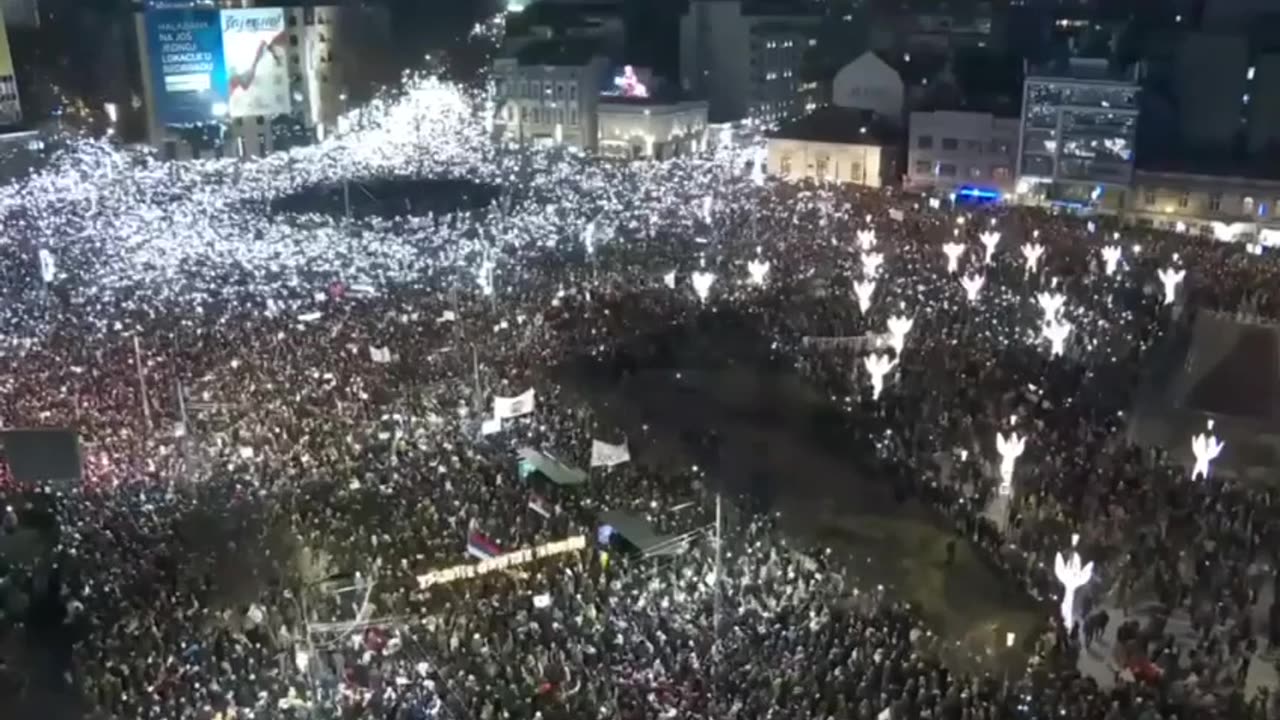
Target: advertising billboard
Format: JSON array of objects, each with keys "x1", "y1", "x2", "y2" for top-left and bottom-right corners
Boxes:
[
  {"x1": 145, "y1": 8, "x2": 228, "y2": 125},
  {"x1": 221, "y1": 8, "x2": 291, "y2": 118}
]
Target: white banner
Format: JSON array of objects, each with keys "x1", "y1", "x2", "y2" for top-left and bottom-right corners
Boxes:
[
  {"x1": 590, "y1": 439, "x2": 631, "y2": 467},
  {"x1": 493, "y1": 388, "x2": 536, "y2": 420},
  {"x1": 888, "y1": 208, "x2": 904, "y2": 221},
  {"x1": 801, "y1": 334, "x2": 889, "y2": 352},
  {"x1": 369, "y1": 345, "x2": 392, "y2": 363}
]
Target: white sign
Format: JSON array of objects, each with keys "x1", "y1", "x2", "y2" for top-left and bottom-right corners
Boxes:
[
  {"x1": 417, "y1": 536, "x2": 586, "y2": 588},
  {"x1": 590, "y1": 440, "x2": 631, "y2": 467},
  {"x1": 493, "y1": 388, "x2": 536, "y2": 420}
]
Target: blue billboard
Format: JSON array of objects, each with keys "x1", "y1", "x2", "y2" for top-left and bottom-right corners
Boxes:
[{"x1": 145, "y1": 8, "x2": 228, "y2": 126}]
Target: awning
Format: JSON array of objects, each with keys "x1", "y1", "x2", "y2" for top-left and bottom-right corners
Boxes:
[
  {"x1": 598, "y1": 509, "x2": 685, "y2": 557},
  {"x1": 517, "y1": 447, "x2": 587, "y2": 486}
]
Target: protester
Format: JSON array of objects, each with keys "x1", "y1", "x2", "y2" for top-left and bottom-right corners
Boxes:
[{"x1": 0, "y1": 75, "x2": 1277, "y2": 720}]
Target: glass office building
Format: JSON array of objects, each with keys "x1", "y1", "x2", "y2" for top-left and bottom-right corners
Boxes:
[{"x1": 1016, "y1": 59, "x2": 1140, "y2": 207}]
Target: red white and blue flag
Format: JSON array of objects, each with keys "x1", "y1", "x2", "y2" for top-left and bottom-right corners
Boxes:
[{"x1": 466, "y1": 532, "x2": 503, "y2": 560}]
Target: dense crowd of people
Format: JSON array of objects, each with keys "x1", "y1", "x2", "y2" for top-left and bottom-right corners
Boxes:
[{"x1": 0, "y1": 75, "x2": 1280, "y2": 720}]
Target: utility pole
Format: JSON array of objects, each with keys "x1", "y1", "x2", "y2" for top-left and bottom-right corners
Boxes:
[
  {"x1": 713, "y1": 492, "x2": 723, "y2": 654},
  {"x1": 472, "y1": 344, "x2": 483, "y2": 412},
  {"x1": 133, "y1": 335, "x2": 152, "y2": 433}
]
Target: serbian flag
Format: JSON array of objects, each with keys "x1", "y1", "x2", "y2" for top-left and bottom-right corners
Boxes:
[
  {"x1": 466, "y1": 532, "x2": 502, "y2": 560},
  {"x1": 528, "y1": 493, "x2": 553, "y2": 518}
]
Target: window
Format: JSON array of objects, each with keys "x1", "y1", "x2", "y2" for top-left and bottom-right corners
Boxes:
[
  {"x1": 290, "y1": 34, "x2": 299, "y2": 47},
  {"x1": 992, "y1": 166, "x2": 1010, "y2": 181},
  {"x1": 917, "y1": 135, "x2": 933, "y2": 149},
  {"x1": 1143, "y1": 189, "x2": 1156, "y2": 206},
  {"x1": 914, "y1": 160, "x2": 931, "y2": 174},
  {"x1": 941, "y1": 137, "x2": 959, "y2": 150},
  {"x1": 1178, "y1": 192, "x2": 1189, "y2": 208},
  {"x1": 965, "y1": 140, "x2": 984, "y2": 153},
  {"x1": 988, "y1": 140, "x2": 1009, "y2": 154},
  {"x1": 1243, "y1": 196, "x2": 1255, "y2": 215},
  {"x1": 780, "y1": 154, "x2": 792, "y2": 175},
  {"x1": 555, "y1": 83, "x2": 564, "y2": 100},
  {"x1": 569, "y1": 83, "x2": 577, "y2": 100},
  {"x1": 1209, "y1": 192, "x2": 1222, "y2": 212},
  {"x1": 969, "y1": 166, "x2": 984, "y2": 179},
  {"x1": 938, "y1": 163, "x2": 957, "y2": 177},
  {"x1": 814, "y1": 156, "x2": 829, "y2": 179}
]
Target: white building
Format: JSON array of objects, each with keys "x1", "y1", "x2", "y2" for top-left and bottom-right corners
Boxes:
[
  {"x1": 492, "y1": 38, "x2": 608, "y2": 151},
  {"x1": 679, "y1": 0, "x2": 819, "y2": 123},
  {"x1": 831, "y1": 51, "x2": 905, "y2": 123},
  {"x1": 767, "y1": 106, "x2": 900, "y2": 187},
  {"x1": 136, "y1": 3, "x2": 347, "y2": 160},
  {"x1": 907, "y1": 110, "x2": 1019, "y2": 196},
  {"x1": 597, "y1": 96, "x2": 708, "y2": 160}
]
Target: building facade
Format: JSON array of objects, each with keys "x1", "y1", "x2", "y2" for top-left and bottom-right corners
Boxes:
[
  {"x1": 0, "y1": 4, "x2": 19, "y2": 125},
  {"x1": 830, "y1": 52, "x2": 904, "y2": 122},
  {"x1": 492, "y1": 40, "x2": 608, "y2": 151},
  {"x1": 679, "y1": 0, "x2": 819, "y2": 124},
  {"x1": 907, "y1": 110, "x2": 1019, "y2": 196},
  {"x1": 597, "y1": 96, "x2": 708, "y2": 159},
  {"x1": 1123, "y1": 169, "x2": 1280, "y2": 241},
  {"x1": 136, "y1": 3, "x2": 346, "y2": 160},
  {"x1": 766, "y1": 107, "x2": 899, "y2": 187},
  {"x1": 1015, "y1": 59, "x2": 1140, "y2": 207}
]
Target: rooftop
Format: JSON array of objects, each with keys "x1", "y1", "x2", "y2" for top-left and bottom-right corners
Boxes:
[
  {"x1": 510, "y1": 37, "x2": 604, "y2": 66},
  {"x1": 769, "y1": 106, "x2": 900, "y2": 146},
  {"x1": 1136, "y1": 150, "x2": 1280, "y2": 184},
  {"x1": 1027, "y1": 57, "x2": 1139, "y2": 84}
]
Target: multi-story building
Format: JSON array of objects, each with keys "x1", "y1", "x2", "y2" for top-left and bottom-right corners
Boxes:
[
  {"x1": 679, "y1": 0, "x2": 819, "y2": 123},
  {"x1": 1122, "y1": 167, "x2": 1280, "y2": 241},
  {"x1": 1015, "y1": 58, "x2": 1140, "y2": 209},
  {"x1": 597, "y1": 88, "x2": 708, "y2": 159},
  {"x1": 0, "y1": 5, "x2": 19, "y2": 126},
  {"x1": 492, "y1": 37, "x2": 608, "y2": 151},
  {"x1": 136, "y1": 2, "x2": 348, "y2": 160},
  {"x1": 767, "y1": 106, "x2": 900, "y2": 187},
  {"x1": 907, "y1": 110, "x2": 1019, "y2": 196}
]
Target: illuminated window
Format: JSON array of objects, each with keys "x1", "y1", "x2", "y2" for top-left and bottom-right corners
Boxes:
[
  {"x1": 1243, "y1": 196, "x2": 1255, "y2": 215},
  {"x1": 1208, "y1": 192, "x2": 1222, "y2": 212}
]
